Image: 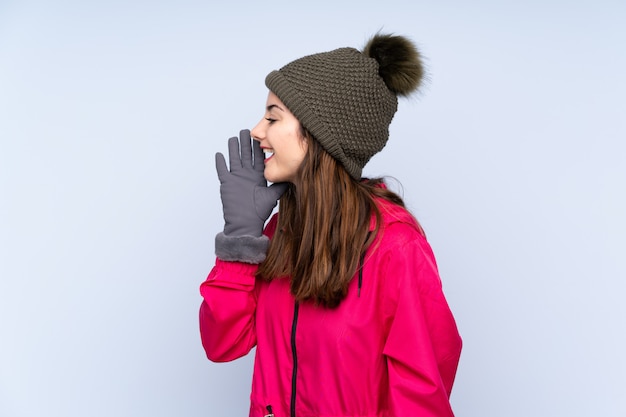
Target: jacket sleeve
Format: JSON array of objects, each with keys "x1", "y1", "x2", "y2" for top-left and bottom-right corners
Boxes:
[
  {"x1": 199, "y1": 214, "x2": 279, "y2": 362},
  {"x1": 382, "y1": 229, "x2": 462, "y2": 417},
  {"x1": 199, "y1": 259, "x2": 259, "y2": 362}
]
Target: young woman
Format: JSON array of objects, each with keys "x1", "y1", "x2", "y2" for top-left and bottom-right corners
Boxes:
[{"x1": 199, "y1": 33, "x2": 462, "y2": 417}]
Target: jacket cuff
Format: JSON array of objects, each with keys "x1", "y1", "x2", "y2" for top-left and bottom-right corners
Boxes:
[{"x1": 215, "y1": 232, "x2": 269, "y2": 264}]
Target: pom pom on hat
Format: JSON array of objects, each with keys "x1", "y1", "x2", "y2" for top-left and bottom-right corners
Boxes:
[
  {"x1": 363, "y1": 33, "x2": 425, "y2": 96},
  {"x1": 265, "y1": 33, "x2": 424, "y2": 179}
]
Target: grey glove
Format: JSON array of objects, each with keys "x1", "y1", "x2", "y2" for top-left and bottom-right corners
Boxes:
[{"x1": 214, "y1": 130, "x2": 288, "y2": 263}]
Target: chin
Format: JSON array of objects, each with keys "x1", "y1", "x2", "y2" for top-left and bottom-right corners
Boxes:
[
  {"x1": 265, "y1": 173, "x2": 292, "y2": 184},
  {"x1": 264, "y1": 166, "x2": 297, "y2": 184},
  {"x1": 263, "y1": 171, "x2": 281, "y2": 184}
]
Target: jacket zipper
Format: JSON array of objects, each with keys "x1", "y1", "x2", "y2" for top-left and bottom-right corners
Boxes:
[
  {"x1": 290, "y1": 301, "x2": 300, "y2": 417},
  {"x1": 357, "y1": 250, "x2": 366, "y2": 297},
  {"x1": 358, "y1": 232, "x2": 371, "y2": 297}
]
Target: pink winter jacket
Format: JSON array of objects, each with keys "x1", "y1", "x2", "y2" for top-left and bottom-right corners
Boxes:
[{"x1": 199, "y1": 198, "x2": 462, "y2": 417}]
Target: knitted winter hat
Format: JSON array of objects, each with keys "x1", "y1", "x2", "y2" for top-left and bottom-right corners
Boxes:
[{"x1": 265, "y1": 33, "x2": 425, "y2": 179}]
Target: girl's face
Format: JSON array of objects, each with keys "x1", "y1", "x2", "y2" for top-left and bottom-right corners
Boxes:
[{"x1": 251, "y1": 92, "x2": 308, "y2": 184}]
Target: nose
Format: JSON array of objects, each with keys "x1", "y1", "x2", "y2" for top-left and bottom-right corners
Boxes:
[{"x1": 250, "y1": 119, "x2": 265, "y2": 143}]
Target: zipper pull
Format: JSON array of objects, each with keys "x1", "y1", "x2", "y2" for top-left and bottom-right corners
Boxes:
[{"x1": 264, "y1": 404, "x2": 275, "y2": 417}]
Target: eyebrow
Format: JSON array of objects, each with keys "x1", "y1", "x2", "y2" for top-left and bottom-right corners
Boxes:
[{"x1": 266, "y1": 104, "x2": 285, "y2": 112}]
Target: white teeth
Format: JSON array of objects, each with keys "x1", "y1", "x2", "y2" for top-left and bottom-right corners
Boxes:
[{"x1": 265, "y1": 150, "x2": 274, "y2": 157}]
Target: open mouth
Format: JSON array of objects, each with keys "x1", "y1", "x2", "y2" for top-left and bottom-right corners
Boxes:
[{"x1": 264, "y1": 150, "x2": 274, "y2": 163}]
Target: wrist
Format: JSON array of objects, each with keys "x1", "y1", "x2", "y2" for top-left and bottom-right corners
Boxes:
[{"x1": 223, "y1": 222, "x2": 263, "y2": 238}]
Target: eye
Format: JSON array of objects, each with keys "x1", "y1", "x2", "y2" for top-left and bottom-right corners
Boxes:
[{"x1": 265, "y1": 117, "x2": 276, "y2": 124}]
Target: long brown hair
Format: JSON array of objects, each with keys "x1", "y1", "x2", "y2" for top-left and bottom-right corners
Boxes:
[{"x1": 256, "y1": 127, "x2": 419, "y2": 308}]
